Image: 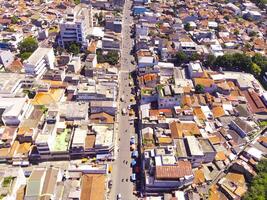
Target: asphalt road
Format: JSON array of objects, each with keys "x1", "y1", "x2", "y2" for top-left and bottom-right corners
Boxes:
[{"x1": 109, "y1": 0, "x2": 136, "y2": 199}]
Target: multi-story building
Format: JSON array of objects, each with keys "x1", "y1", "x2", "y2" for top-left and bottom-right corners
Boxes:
[
  {"x1": 23, "y1": 47, "x2": 55, "y2": 78},
  {"x1": 58, "y1": 4, "x2": 93, "y2": 48}
]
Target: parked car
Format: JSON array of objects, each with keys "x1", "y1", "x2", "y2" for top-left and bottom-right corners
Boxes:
[
  {"x1": 122, "y1": 108, "x2": 127, "y2": 115},
  {"x1": 131, "y1": 173, "x2": 136, "y2": 181},
  {"x1": 117, "y1": 194, "x2": 122, "y2": 200}
]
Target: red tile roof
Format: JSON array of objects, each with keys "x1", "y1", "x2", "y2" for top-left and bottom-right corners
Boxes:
[{"x1": 155, "y1": 161, "x2": 193, "y2": 180}]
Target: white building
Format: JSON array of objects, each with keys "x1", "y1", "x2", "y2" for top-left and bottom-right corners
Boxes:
[
  {"x1": 0, "y1": 97, "x2": 32, "y2": 126},
  {"x1": 58, "y1": 4, "x2": 93, "y2": 48},
  {"x1": 71, "y1": 128, "x2": 87, "y2": 151},
  {"x1": 23, "y1": 47, "x2": 55, "y2": 78},
  {"x1": 188, "y1": 61, "x2": 204, "y2": 78},
  {"x1": 35, "y1": 123, "x2": 57, "y2": 157}
]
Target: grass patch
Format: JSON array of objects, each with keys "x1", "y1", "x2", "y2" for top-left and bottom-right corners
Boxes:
[
  {"x1": 2, "y1": 176, "x2": 13, "y2": 187},
  {"x1": 259, "y1": 121, "x2": 267, "y2": 127}
]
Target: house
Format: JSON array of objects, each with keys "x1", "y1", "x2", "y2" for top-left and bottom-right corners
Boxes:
[
  {"x1": 23, "y1": 47, "x2": 55, "y2": 78},
  {"x1": 145, "y1": 161, "x2": 194, "y2": 192},
  {"x1": 0, "y1": 50, "x2": 14, "y2": 68},
  {"x1": 70, "y1": 128, "x2": 87, "y2": 155},
  {"x1": 226, "y1": 3, "x2": 241, "y2": 15},
  {"x1": 90, "y1": 112, "x2": 114, "y2": 124},
  {"x1": 24, "y1": 167, "x2": 61, "y2": 200},
  {"x1": 90, "y1": 101, "x2": 117, "y2": 115},
  {"x1": 0, "y1": 97, "x2": 32, "y2": 126},
  {"x1": 157, "y1": 85, "x2": 182, "y2": 109},
  {"x1": 137, "y1": 50, "x2": 157, "y2": 68},
  {"x1": 85, "y1": 54, "x2": 97, "y2": 70},
  {"x1": 184, "y1": 136, "x2": 204, "y2": 168},
  {"x1": 198, "y1": 138, "x2": 217, "y2": 163},
  {"x1": 80, "y1": 174, "x2": 105, "y2": 200},
  {"x1": 35, "y1": 122, "x2": 57, "y2": 160},
  {"x1": 169, "y1": 121, "x2": 201, "y2": 139},
  {"x1": 218, "y1": 173, "x2": 247, "y2": 200},
  {"x1": 67, "y1": 56, "x2": 81, "y2": 73},
  {"x1": 230, "y1": 118, "x2": 254, "y2": 138},
  {"x1": 188, "y1": 61, "x2": 204, "y2": 78},
  {"x1": 93, "y1": 125, "x2": 114, "y2": 155},
  {"x1": 0, "y1": 167, "x2": 26, "y2": 200},
  {"x1": 193, "y1": 78, "x2": 217, "y2": 93}
]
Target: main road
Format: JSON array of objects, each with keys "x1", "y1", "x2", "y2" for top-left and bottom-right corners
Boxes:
[{"x1": 109, "y1": 0, "x2": 136, "y2": 199}]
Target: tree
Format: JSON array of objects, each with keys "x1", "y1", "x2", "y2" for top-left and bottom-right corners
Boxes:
[
  {"x1": 243, "y1": 159, "x2": 267, "y2": 200},
  {"x1": 232, "y1": 53, "x2": 252, "y2": 72},
  {"x1": 96, "y1": 50, "x2": 119, "y2": 65},
  {"x1": 205, "y1": 54, "x2": 216, "y2": 67},
  {"x1": 176, "y1": 51, "x2": 188, "y2": 65},
  {"x1": 74, "y1": 0, "x2": 80, "y2": 5},
  {"x1": 250, "y1": 63, "x2": 262, "y2": 77},
  {"x1": 252, "y1": 53, "x2": 267, "y2": 73},
  {"x1": 67, "y1": 42, "x2": 80, "y2": 55},
  {"x1": 234, "y1": 29, "x2": 239, "y2": 36},
  {"x1": 214, "y1": 54, "x2": 234, "y2": 70},
  {"x1": 184, "y1": 23, "x2": 191, "y2": 31},
  {"x1": 20, "y1": 52, "x2": 32, "y2": 61},
  {"x1": 11, "y1": 16, "x2": 19, "y2": 24},
  {"x1": 18, "y1": 37, "x2": 38, "y2": 54},
  {"x1": 190, "y1": 52, "x2": 201, "y2": 61},
  {"x1": 195, "y1": 84, "x2": 205, "y2": 93}
]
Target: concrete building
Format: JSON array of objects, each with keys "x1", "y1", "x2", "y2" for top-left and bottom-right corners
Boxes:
[
  {"x1": 0, "y1": 97, "x2": 32, "y2": 126},
  {"x1": 0, "y1": 50, "x2": 14, "y2": 68},
  {"x1": 23, "y1": 47, "x2": 55, "y2": 78},
  {"x1": 184, "y1": 136, "x2": 204, "y2": 168},
  {"x1": 58, "y1": 4, "x2": 93, "y2": 48}
]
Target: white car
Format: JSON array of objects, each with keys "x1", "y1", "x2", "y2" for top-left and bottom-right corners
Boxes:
[
  {"x1": 117, "y1": 193, "x2": 122, "y2": 200},
  {"x1": 122, "y1": 108, "x2": 127, "y2": 115}
]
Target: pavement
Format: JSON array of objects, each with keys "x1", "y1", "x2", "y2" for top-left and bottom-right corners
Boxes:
[{"x1": 109, "y1": 0, "x2": 137, "y2": 199}]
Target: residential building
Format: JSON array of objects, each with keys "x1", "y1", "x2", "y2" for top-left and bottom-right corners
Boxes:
[
  {"x1": 23, "y1": 47, "x2": 55, "y2": 78},
  {"x1": 58, "y1": 4, "x2": 93, "y2": 48}
]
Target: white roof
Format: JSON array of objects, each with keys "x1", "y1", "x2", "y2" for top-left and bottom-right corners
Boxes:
[
  {"x1": 0, "y1": 97, "x2": 27, "y2": 117},
  {"x1": 189, "y1": 62, "x2": 202, "y2": 72},
  {"x1": 210, "y1": 44, "x2": 223, "y2": 51},
  {"x1": 72, "y1": 128, "x2": 87, "y2": 146},
  {"x1": 208, "y1": 21, "x2": 218, "y2": 28},
  {"x1": 201, "y1": 106, "x2": 213, "y2": 119},
  {"x1": 246, "y1": 147, "x2": 262, "y2": 160},
  {"x1": 94, "y1": 125, "x2": 113, "y2": 148},
  {"x1": 25, "y1": 47, "x2": 52, "y2": 66},
  {"x1": 155, "y1": 156, "x2": 162, "y2": 166},
  {"x1": 186, "y1": 136, "x2": 204, "y2": 156},
  {"x1": 158, "y1": 62, "x2": 174, "y2": 68},
  {"x1": 89, "y1": 27, "x2": 105, "y2": 37}
]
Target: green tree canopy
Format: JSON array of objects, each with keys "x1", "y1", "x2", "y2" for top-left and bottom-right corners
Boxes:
[
  {"x1": 205, "y1": 54, "x2": 216, "y2": 67},
  {"x1": 11, "y1": 16, "x2": 19, "y2": 24},
  {"x1": 66, "y1": 42, "x2": 81, "y2": 55},
  {"x1": 243, "y1": 159, "x2": 267, "y2": 200},
  {"x1": 97, "y1": 50, "x2": 119, "y2": 65},
  {"x1": 195, "y1": 84, "x2": 205, "y2": 93},
  {"x1": 18, "y1": 37, "x2": 38, "y2": 54},
  {"x1": 184, "y1": 23, "x2": 192, "y2": 31},
  {"x1": 20, "y1": 52, "x2": 32, "y2": 61},
  {"x1": 176, "y1": 51, "x2": 188, "y2": 65},
  {"x1": 250, "y1": 63, "x2": 262, "y2": 77}
]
